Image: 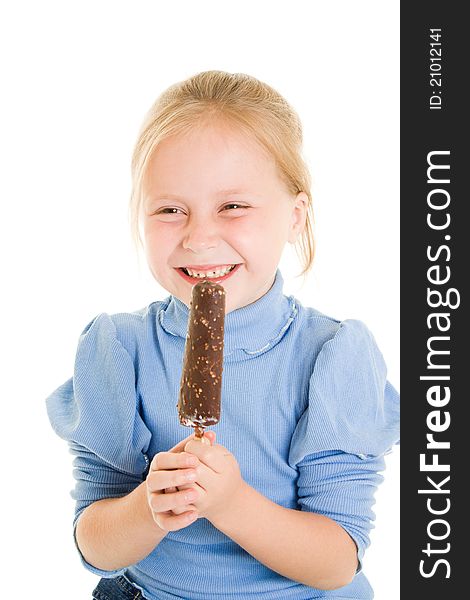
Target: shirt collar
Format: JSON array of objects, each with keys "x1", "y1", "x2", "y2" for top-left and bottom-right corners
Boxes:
[{"x1": 158, "y1": 269, "x2": 298, "y2": 359}]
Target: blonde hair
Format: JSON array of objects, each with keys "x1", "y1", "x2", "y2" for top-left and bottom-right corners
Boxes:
[{"x1": 130, "y1": 70, "x2": 315, "y2": 277}]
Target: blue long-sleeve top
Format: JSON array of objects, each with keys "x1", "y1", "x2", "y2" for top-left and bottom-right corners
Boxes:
[{"x1": 46, "y1": 269, "x2": 399, "y2": 600}]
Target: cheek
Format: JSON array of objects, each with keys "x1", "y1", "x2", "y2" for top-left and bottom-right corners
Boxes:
[
  {"x1": 225, "y1": 222, "x2": 260, "y2": 257},
  {"x1": 144, "y1": 222, "x2": 175, "y2": 252},
  {"x1": 143, "y1": 228, "x2": 173, "y2": 273},
  {"x1": 252, "y1": 210, "x2": 290, "y2": 245},
  {"x1": 230, "y1": 220, "x2": 284, "y2": 265}
]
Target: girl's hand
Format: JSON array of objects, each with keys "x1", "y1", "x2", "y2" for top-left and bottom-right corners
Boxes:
[
  {"x1": 182, "y1": 431, "x2": 246, "y2": 523},
  {"x1": 145, "y1": 435, "x2": 201, "y2": 531}
]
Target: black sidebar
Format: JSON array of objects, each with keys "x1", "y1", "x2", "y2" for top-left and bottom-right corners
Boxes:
[{"x1": 401, "y1": 2, "x2": 466, "y2": 596}]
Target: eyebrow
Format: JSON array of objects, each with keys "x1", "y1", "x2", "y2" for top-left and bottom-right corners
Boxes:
[
  {"x1": 218, "y1": 188, "x2": 252, "y2": 196},
  {"x1": 151, "y1": 189, "x2": 254, "y2": 201}
]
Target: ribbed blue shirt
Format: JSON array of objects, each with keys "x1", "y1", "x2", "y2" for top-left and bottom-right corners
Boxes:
[{"x1": 46, "y1": 269, "x2": 399, "y2": 600}]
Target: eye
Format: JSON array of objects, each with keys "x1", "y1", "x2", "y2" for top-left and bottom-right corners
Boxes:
[
  {"x1": 149, "y1": 206, "x2": 186, "y2": 220},
  {"x1": 222, "y1": 203, "x2": 248, "y2": 211},
  {"x1": 158, "y1": 207, "x2": 183, "y2": 214},
  {"x1": 150, "y1": 207, "x2": 186, "y2": 218}
]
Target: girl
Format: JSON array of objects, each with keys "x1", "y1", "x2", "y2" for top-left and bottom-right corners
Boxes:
[{"x1": 47, "y1": 70, "x2": 399, "y2": 600}]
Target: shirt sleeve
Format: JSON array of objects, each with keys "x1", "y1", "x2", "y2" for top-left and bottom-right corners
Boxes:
[
  {"x1": 288, "y1": 319, "x2": 399, "y2": 570},
  {"x1": 46, "y1": 313, "x2": 152, "y2": 577}
]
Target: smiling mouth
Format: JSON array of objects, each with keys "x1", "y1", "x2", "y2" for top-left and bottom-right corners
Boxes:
[{"x1": 177, "y1": 264, "x2": 239, "y2": 280}]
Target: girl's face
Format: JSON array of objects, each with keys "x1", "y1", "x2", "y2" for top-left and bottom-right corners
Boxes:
[{"x1": 142, "y1": 122, "x2": 307, "y2": 313}]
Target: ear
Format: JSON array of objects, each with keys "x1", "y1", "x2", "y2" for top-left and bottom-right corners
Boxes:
[{"x1": 287, "y1": 192, "x2": 309, "y2": 244}]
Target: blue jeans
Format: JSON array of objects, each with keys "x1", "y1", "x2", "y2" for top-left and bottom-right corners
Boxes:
[{"x1": 92, "y1": 576, "x2": 147, "y2": 599}]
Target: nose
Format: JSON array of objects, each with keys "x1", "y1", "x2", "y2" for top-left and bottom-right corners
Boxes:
[{"x1": 182, "y1": 217, "x2": 219, "y2": 253}]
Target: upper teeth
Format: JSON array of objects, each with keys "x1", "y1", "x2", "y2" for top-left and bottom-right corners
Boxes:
[{"x1": 185, "y1": 265, "x2": 235, "y2": 278}]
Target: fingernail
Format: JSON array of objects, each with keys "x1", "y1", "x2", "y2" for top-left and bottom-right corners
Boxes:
[
  {"x1": 187, "y1": 512, "x2": 198, "y2": 522},
  {"x1": 187, "y1": 456, "x2": 197, "y2": 466},
  {"x1": 185, "y1": 491, "x2": 196, "y2": 501},
  {"x1": 185, "y1": 471, "x2": 197, "y2": 482}
]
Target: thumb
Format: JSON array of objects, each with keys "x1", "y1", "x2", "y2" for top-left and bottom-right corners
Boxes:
[
  {"x1": 204, "y1": 430, "x2": 216, "y2": 446},
  {"x1": 183, "y1": 430, "x2": 216, "y2": 452},
  {"x1": 169, "y1": 433, "x2": 195, "y2": 453}
]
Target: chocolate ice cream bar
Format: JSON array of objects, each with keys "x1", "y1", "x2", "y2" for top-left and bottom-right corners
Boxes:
[{"x1": 178, "y1": 280, "x2": 226, "y2": 438}]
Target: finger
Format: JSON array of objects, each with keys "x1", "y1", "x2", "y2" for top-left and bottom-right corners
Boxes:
[
  {"x1": 204, "y1": 431, "x2": 216, "y2": 445},
  {"x1": 165, "y1": 488, "x2": 188, "y2": 515},
  {"x1": 172, "y1": 465, "x2": 215, "y2": 494},
  {"x1": 165, "y1": 487, "x2": 187, "y2": 514},
  {"x1": 147, "y1": 467, "x2": 198, "y2": 492},
  {"x1": 150, "y1": 451, "x2": 199, "y2": 472},
  {"x1": 170, "y1": 482, "x2": 198, "y2": 516},
  {"x1": 175, "y1": 480, "x2": 207, "y2": 493},
  {"x1": 169, "y1": 434, "x2": 197, "y2": 454},
  {"x1": 171, "y1": 504, "x2": 191, "y2": 516},
  {"x1": 184, "y1": 440, "x2": 233, "y2": 474},
  {"x1": 155, "y1": 510, "x2": 198, "y2": 532},
  {"x1": 149, "y1": 488, "x2": 199, "y2": 513}
]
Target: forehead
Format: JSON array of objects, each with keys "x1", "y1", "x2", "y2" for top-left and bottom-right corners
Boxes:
[{"x1": 143, "y1": 123, "x2": 282, "y2": 196}]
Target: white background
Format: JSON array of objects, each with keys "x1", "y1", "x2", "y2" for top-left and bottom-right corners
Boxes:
[{"x1": 1, "y1": 1, "x2": 399, "y2": 598}]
